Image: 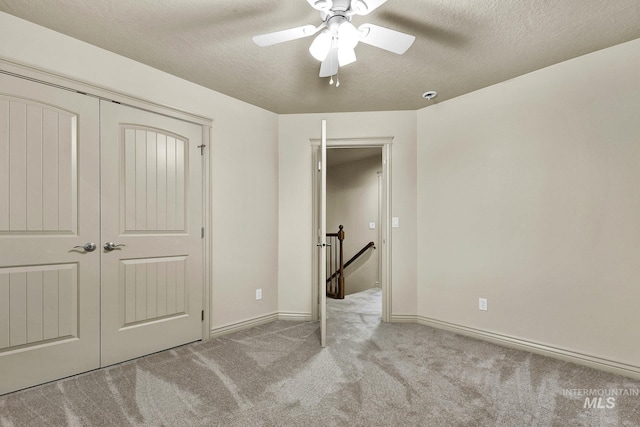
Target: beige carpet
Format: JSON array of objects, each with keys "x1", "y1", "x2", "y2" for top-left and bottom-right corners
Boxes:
[{"x1": 1, "y1": 288, "x2": 639, "y2": 426}]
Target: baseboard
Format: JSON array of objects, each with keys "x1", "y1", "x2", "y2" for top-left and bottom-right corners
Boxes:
[
  {"x1": 210, "y1": 312, "x2": 279, "y2": 338},
  {"x1": 415, "y1": 315, "x2": 640, "y2": 380},
  {"x1": 390, "y1": 314, "x2": 418, "y2": 323},
  {"x1": 210, "y1": 311, "x2": 313, "y2": 338},
  {"x1": 278, "y1": 312, "x2": 312, "y2": 321}
]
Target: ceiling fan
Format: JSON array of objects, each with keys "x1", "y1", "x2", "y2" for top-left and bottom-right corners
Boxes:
[{"x1": 252, "y1": 0, "x2": 415, "y2": 82}]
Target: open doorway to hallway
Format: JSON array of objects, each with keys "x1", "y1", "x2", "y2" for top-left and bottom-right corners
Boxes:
[
  {"x1": 311, "y1": 136, "x2": 392, "y2": 326},
  {"x1": 326, "y1": 147, "x2": 383, "y2": 315}
]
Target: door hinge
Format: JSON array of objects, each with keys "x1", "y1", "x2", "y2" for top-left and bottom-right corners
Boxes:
[
  {"x1": 197, "y1": 144, "x2": 206, "y2": 155},
  {"x1": 201, "y1": 227, "x2": 205, "y2": 238},
  {"x1": 201, "y1": 310, "x2": 204, "y2": 322}
]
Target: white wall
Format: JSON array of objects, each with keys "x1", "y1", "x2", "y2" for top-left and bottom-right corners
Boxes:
[
  {"x1": 278, "y1": 111, "x2": 417, "y2": 317},
  {"x1": 327, "y1": 153, "x2": 381, "y2": 295},
  {"x1": 417, "y1": 38, "x2": 640, "y2": 371},
  {"x1": 0, "y1": 12, "x2": 280, "y2": 331}
]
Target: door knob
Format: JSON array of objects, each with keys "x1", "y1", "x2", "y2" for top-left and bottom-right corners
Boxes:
[
  {"x1": 73, "y1": 243, "x2": 97, "y2": 252},
  {"x1": 104, "y1": 242, "x2": 126, "y2": 251}
]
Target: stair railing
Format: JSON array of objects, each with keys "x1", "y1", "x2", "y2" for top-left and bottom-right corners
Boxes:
[
  {"x1": 326, "y1": 225, "x2": 345, "y2": 299},
  {"x1": 326, "y1": 225, "x2": 376, "y2": 299}
]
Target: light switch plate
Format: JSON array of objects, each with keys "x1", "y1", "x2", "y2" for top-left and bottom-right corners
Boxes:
[
  {"x1": 256, "y1": 289, "x2": 262, "y2": 300},
  {"x1": 369, "y1": 222, "x2": 376, "y2": 230},
  {"x1": 392, "y1": 217, "x2": 399, "y2": 228},
  {"x1": 479, "y1": 298, "x2": 487, "y2": 311}
]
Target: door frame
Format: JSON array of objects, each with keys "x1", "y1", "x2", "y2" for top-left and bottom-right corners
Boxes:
[
  {"x1": 0, "y1": 59, "x2": 213, "y2": 342},
  {"x1": 311, "y1": 136, "x2": 393, "y2": 322}
]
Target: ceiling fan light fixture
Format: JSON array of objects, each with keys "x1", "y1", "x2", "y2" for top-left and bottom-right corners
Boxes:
[
  {"x1": 309, "y1": 31, "x2": 332, "y2": 61},
  {"x1": 338, "y1": 21, "x2": 359, "y2": 49}
]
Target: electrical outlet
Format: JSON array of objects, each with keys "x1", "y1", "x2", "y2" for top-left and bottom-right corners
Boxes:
[
  {"x1": 256, "y1": 289, "x2": 262, "y2": 300},
  {"x1": 479, "y1": 298, "x2": 488, "y2": 311}
]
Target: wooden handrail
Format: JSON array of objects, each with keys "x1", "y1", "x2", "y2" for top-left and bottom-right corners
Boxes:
[
  {"x1": 344, "y1": 241, "x2": 376, "y2": 270},
  {"x1": 327, "y1": 241, "x2": 375, "y2": 283}
]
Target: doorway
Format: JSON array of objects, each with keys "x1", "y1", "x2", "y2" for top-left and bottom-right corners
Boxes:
[
  {"x1": 326, "y1": 147, "x2": 382, "y2": 306},
  {"x1": 311, "y1": 137, "x2": 392, "y2": 325}
]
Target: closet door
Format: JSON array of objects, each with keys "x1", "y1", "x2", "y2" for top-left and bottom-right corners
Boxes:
[
  {"x1": 0, "y1": 74, "x2": 100, "y2": 394},
  {"x1": 100, "y1": 101, "x2": 203, "y2": 366}
]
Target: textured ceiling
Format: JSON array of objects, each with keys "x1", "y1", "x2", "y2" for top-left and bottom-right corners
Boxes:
[{"x1": 1, "y1": 0, "x2": 639, "y2": 114}]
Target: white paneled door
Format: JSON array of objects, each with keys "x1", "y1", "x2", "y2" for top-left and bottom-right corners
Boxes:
[
  {"x1": 100, "y1": 101, "x2": 203, "y2": 366},
  {"x1": 0, "y1": 75, "x2": 205, "y2": 394},
  {"x1": 0, "y1": 74, "x2": 101, "y2": 394},
  {"x1": 319, "y1": 120, "x2": 327, "y2": 347}
]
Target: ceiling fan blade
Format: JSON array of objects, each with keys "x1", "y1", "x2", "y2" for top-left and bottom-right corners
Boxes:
[
  {"x1": 358, "y1": 23, "x2": 415, "y2": 54},
  {"x1": 319, "y1": 48, "x2": 339, "y2": 77},
  {"x1": 253, "y1": 25, "x2": 317, "y2": 47},
  {"x1": 351, "y1": 0, "x2": 388, "y2": 15}
]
